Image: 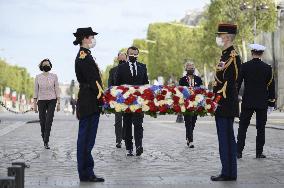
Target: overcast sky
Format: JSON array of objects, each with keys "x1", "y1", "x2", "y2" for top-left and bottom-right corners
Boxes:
[{"x1": 0, "y1": 0, "x2": 209, "y2": 83}]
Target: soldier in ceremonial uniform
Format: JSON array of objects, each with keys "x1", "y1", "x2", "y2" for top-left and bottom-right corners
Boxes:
[
  {"x1": 237, "y1": 44, "x2": 275, "y2": 159},
  {"x1": 73, "y1": 27, "x2": 104, "y2": 182},
  {"x1": 179, "y1": 62, "x2": 203, "y2": 148},
  {"x1": 211, "y1": 24, "x2": 241, "y2": 181}
]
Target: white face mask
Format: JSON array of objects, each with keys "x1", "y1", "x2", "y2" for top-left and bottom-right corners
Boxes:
[
  {"x1": 88, "y1": 38, "x2": 96, "y2": 48},
  {"x1": 216, "y1": 37, "x2": 224, "y2": 47}
]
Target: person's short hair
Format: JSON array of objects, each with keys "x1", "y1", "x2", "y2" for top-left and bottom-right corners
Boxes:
[
  {"x1": 73, "y1": 35, "x2": 92, "y2": 46},
  {"x1": 39, "y1": 58, "x2": 52, "y2": 71},
  {"x1": 251, "y1": 50, "x2": 264, "y2": 56},
  {"x1": 117, "y1": 52, "x2": 127, "y2": 57},
  {"x1": 184, "y1": 62, "x2": 195, "y2": 69},
  {"x1": 127, "y1": 46, "x2": 139, "y2": 54}
]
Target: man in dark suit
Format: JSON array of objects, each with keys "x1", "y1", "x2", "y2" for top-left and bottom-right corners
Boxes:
[
  {"x1": 115, "y1": 46, "x2": 149, "y2": 156},
  {"x1": 237, "y1": 43, "x2": 275, "y2": 159},
  {"x1": 108, "y1": 52, "x2": 127, "y2": 148},
  {"x1": 179, "y1": 62, "x2": 202, "y2": 148},
  {"x1": 211, "y1": 23, "x2": 241, "y2": 181}
]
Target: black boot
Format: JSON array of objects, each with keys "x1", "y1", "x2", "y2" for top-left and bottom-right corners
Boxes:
[
  {"x1": 256, "y1": 153, "x2": 266, "y2": 159},
  {"x1": 44, "y1": 142, "x2": 50, "y2": 149}
]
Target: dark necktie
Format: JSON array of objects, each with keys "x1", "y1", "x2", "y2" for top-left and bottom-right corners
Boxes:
[{"x1": 132, "y1": 62, "x2": 136, "y2": 77}]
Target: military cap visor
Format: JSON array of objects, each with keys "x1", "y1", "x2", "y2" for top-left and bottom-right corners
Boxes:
[
  {"x1": 249, "y1": 43, "x2": 266, "y2": 51},
  {"x1": 216, "y1": 24, "x2": 238, "y2": 34},
  {"x1": 73, "y1": 27, "x2": 98, "y2": 37}
]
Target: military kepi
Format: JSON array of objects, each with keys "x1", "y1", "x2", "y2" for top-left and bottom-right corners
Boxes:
[
  {"x1": 249, "y1": 43, "x2": 266, "y2": 52},
  {"x1": 216, "y1": 23, "x2": 238, "y2": 34},
  {"x1": 73, "y1": 27, "x2": 98, "y2": 37}
]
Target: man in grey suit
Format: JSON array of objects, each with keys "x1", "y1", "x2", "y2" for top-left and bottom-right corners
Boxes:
[{"x1": 108, "y1": 52, "x2": 127, "y2": 148}]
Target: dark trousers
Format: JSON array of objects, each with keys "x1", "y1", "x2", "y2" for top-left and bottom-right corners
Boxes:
[
  {"x1": 37, "y1": 99, "x2": 57, "y2": 143},
  {"x1": 123, "y1": 113, "x2": 144, "y2": 150},
  {"x1": 215, "y1": 116, "x2": 237, "y2": 178},
  {"x1": 184, "y1": 115, "x2": 197, "y2": 142},
  {"x1": 237, "y1": 107, "x2": 267, "y2": 155},
  {"x1": 77, "y1": 113, "x2": 100, "y2": 180},
  {"x1": 114, "y1": 113, "x2": 124, "y2": 143}
]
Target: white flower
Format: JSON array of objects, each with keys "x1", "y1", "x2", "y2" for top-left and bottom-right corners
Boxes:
[
  {"x1": 137, "y1": 96, "x2": 144, "y2": 105},
  {"x1": 179, "y1": 97, "x2": 184, "y2": 104},
  {"x1": 205, "y1": 104, "x2": 211, "y2": 110},
  {"x1": 166, "y1": 99, "x2": 173, "y2": 106},
  {"x1": 111, "y1": 88, "x2": 119, "y2": 96},
  {"x1": 109, "y1": 101, "x2": 117, "y2": 108},
  {"x1": 181, "y1": 105, "x2": 186, "y2": 112},
  {"x1": 115, "y1": 104, "x2": 122, "y2": 112},
  {"x1": 158, "y1": 100, "x2": 166, "y2": 106},
  {"x1": 195, "y1": 94, "x2": 204, "y2": 103},
  {"x1": 142, "y1": 104, "x2": 150, "y2": 112},
  {"x1": 154, "y1": 98, "x2": 159, "y2": 106},
  {"x1": 193, "y1": 101, "x2": 198, "y2": 107},
  {"x1": 128, "y1": 87, "x2": 136, "y2": 94},
  {"x1": 123, "y1": 92, "x2": 130, "y2": 99},
  {"x1": 130, "y1": 105, "x2": 140, "y2": 112}
]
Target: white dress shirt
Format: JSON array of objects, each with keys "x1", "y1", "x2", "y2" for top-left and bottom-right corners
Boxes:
[{"x1": 128, "y1": 61, "x2": 138, "y2": 77}]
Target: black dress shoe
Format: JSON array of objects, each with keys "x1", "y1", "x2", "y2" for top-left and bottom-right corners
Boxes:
[
  {"x1": 44, "y1": 143, "x2": 50, "y2": 149},
  {"x1": 211, "y1": 174, "x2": 237, "y2": 181},
  {"x1": 116, "y1": 143, "x2": 122, "y2": 148},
  {"x1": 186, "y1": 139, "x2": 190, "y2": 146},
  {"x1": 136, "y1": 146, "x2": 143, "y2": 156},
  {"x1": 80, "y1": 175, "x2": 105, "y2": 182},
  {"x1": 256, "y1": 153, "x2": 266, "y2": 158},
  {"x1": 237, "y1": 153, "x2": 242, "y2": 159},
  {"x1": 126, "y1": 149, "x2": 134, "y2": 156}
]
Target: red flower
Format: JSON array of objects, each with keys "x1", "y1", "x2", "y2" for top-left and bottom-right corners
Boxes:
[
  {"x1": 206, "y1": 99, "x2": 212, "y2": 104},
  {"x1": 161, "y1": 90, "x2": 167, "y2": 95},
  {"x1": 125, "y1": 108, "x2": 131, "y2": 113},
  {"x1": 173, "y1": 96, "x2": 180, "y2": 103},
  {"x1": 134, "y1": 91, "x2": 141, "y2": 96},
  {"x1": 148, "y1": 102, "x2": 157, "y2": 112},
  {"x1": 189, "y1": 94, "x2": 196, "y2": 101},
  {"x1": 157, "y1": 94, "x2": 165, "y2": 101},
  {"x1": 159, "y1": 105, "x2": 168, "y2": 113},
  {"x1": 136, "y1": 109, "x2": 142, "y2": 113},
  {"x1": 141, "y1": 89, "x2": 154, "y2": 100},
  {"x1": 134, "y1": 86, "x2": 139, "y2": 89},
  {"x1": 105, "y1": 93, "x2": 116, "y2": 102},
  {"x1": 197, "y1": 106, "x2": 203, "y2": 112},
  {"x1": 173, "y1": 105, "x2": 181, "y2": 113},
  {"x1": 188, "y1": 107, "x2": 195, "y2": 111},
  {"x1": 207, "y1": 92, "x2": 214, "y2": 98},
  {"x1": 124, "y1": 95, "x2": 136, "y2": 105}
]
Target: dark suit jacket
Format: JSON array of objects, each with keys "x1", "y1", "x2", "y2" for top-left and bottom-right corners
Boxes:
[
  {"x1": 213, "y1": 46, "x2": 241, "y2": 117},
  {"x1": 179, "y1": 75, "x2": 203, "y2": 87},
  {"x1": 238, "y1": 58, "x2": 275, "y2": 109},
  {"x1": 108, "y1": 66, "x2": 118, "y2": 87},
  {"x1": 115, "y1": 61, "x2": 149, "y2": 86}
]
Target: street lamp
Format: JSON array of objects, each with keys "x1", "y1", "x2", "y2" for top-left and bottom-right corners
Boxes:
[{"x1": 240, "y1": 1, "x2": 269, "y2": 42}]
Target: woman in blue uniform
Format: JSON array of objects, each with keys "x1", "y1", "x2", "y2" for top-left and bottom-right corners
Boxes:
[{"x1": 73, "y1": 27, "x2": 104, "y2": 183}]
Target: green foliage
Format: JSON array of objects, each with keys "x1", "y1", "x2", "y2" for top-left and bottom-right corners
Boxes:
[{"x1": 0, "y1": 58, "x2": 34, "y2": 98}]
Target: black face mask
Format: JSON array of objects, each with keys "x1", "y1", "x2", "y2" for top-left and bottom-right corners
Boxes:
[
  {"x1": 119, "y1": 60, "x2": 126, "y2": 64},
  {"x1": 128, "y1": 56, "x2": 137, "y2": 63},
  {"x1": 42, "y1": 65, "x2": 51, "y2": 72},
  {"x1": 186, "y1": 70, "x2": 194, "y2": 75}
]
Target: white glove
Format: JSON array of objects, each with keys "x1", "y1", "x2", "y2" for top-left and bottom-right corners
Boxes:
[{"x1": 267, "y1": 106, "x2": 274, "y2": 114}]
